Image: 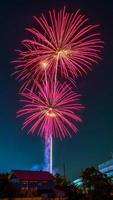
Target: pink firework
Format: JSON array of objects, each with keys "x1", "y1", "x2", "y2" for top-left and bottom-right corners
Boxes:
[
  {"x1": 17, "y1": 81, "x2": 83, "y2": 139},
  {"x1": 13, "y1": 7, "x2": 103, "y2": 90}
]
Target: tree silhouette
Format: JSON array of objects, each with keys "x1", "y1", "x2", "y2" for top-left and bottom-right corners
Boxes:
[{"x1": 81, "y1": 167, "x2": 113, "y2": 200}]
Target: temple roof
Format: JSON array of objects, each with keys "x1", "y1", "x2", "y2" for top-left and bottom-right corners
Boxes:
[{"x1": 10, "y1": 170, "x2": 54, "y2": 181}]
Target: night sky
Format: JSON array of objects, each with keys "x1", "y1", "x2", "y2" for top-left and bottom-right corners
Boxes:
[{"x1": 0, "y1": 0, "x2": 113, "y2": 181}]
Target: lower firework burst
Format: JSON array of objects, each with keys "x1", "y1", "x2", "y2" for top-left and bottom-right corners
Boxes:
[{"x1": 17, "y1": 81, "x2": 83, "y2": 139}]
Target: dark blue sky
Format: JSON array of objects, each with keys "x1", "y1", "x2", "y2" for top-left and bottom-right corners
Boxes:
[{"x1": 0, "y1": 0, "x2": 113, "y2": 181}]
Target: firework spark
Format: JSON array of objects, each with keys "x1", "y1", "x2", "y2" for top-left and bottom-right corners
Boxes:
[
  {"x1": 13, "y1": 7, "x2": 103, "y2": 91},
  {"x1": 17, "y1": 81, "x2": 83, "y2": 139}
]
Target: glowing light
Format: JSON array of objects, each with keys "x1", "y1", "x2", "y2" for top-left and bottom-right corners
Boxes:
[
  {"x1": 45, "y1": 108, "x2": 56, "y2": 118},
  {"x1": 54, "y1": 48, "x2": 71, "y2": 59},
  {"x1": 40, "y1": 61, "x2": 48, "y2": 69}
]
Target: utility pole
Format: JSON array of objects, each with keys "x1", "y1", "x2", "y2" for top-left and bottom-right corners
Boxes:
[
  {"x1": 111, "y1": 152, "x2": 113, "y2": 159},
  {"x1": 63, "y1": 162, "x2": 66, "y2": 177}
]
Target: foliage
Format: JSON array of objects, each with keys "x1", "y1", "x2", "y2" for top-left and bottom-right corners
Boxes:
[
  {"x1": 81, "y1": 167, "x2": 113, "y2": 200},
  {"x1": 0, "y1": 173, "x2": 21, "y2": 198},
  {"x1": 66, "y1": 183, "x2": 84, "y2": 200},
  {"x1": 55, "y1": 173, "x2": 83, "y2": 200},
  {"x1": 55, "y1": 173, "x2": 70, "y2": 188}
]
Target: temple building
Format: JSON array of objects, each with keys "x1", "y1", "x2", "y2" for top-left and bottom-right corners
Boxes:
[{"x1": 9, "y1": 170, "x2": 55, "y2": 192}]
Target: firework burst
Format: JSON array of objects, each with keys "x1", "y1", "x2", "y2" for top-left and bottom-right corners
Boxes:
[
  {"x1": 13, "y1": 7, "x2": 103, "y2": 91},
  {"x1": 17, "y1": 81, "x2": 83, "y2": 139}
]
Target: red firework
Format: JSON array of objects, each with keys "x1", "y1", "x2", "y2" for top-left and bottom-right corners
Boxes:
[
  {"x1": 17, "y1": 81, "x2": 83, "y2": 139},
  {"x1": 13, "y1": 7, "x2": 103, "y2": 91}
]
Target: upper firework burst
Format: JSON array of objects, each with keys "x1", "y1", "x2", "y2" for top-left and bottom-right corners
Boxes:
[
  {"x1": 13, "y1": 7, "x2": 103, "y2": 90},
  {"x1": 17, "y1": 81, "x2": 83, "y2": 139}
]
